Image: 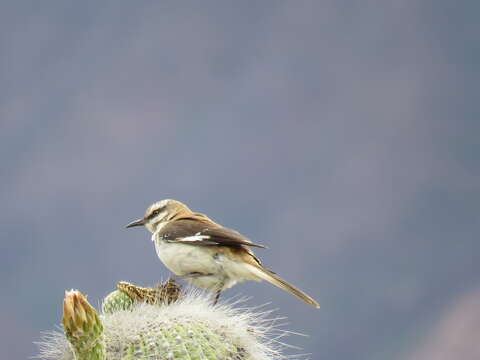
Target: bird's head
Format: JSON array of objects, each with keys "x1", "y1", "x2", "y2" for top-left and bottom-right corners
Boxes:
[{"x1": 126, "y1": 199, "x2": 191, "y2": 233}]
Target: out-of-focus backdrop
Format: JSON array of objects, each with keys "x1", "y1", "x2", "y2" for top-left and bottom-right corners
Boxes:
[{"x1": 1, "y1": 2, "x2": 479, "y2": 359}]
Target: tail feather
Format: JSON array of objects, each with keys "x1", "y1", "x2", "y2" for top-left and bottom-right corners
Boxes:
[{"x1": 247, "y1": 265, "x2": 320, "y2": 308}]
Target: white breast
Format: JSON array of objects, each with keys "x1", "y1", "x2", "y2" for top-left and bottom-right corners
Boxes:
[{"x1": 152, "y1": 232, "x2": 261, "y2": 290}]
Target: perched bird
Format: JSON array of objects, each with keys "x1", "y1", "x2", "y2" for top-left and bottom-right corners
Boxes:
[{"x1": 126, "y1": 199, "x2": 319, "y2": 308}]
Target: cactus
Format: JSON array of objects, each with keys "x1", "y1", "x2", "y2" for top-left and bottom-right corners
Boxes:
[{"x1": 37, "y1": 281, "x2": 294, "y2": 360}]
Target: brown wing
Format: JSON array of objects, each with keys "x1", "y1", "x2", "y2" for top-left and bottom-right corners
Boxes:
[{"x1": 157, "y1": 218, "x2": 267, "y2": 249}]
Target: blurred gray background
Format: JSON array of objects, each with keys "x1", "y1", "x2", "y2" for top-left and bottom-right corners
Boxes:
[{"x1": 1, "y1": 1, "x2": 479, "y2": 359}]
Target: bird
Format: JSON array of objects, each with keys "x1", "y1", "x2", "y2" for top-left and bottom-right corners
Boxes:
[{"x1": 126, "y1": 199, "x2": 319, "y2": 308}]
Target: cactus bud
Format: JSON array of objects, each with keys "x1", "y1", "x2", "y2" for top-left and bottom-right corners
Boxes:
[{"x1": 62, "y1": 290, "x2": 105, "y2": 360}]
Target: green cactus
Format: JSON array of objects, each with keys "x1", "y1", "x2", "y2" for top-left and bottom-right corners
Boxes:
[
  {"x1": 100, "y1": 284, "x2": 243, "y2": 359},
  {"x1": 37, "y1": 281, "x2": 288, "y2": 360}
]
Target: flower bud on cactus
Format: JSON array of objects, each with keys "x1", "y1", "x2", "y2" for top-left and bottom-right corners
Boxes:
[{"x1": 62, "y1": 290, "x2": 105, "y2": 360}]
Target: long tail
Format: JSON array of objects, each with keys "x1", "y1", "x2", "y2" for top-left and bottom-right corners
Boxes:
[{"x1": 247, "y1": 264, "x2": 320, "y2": 308}]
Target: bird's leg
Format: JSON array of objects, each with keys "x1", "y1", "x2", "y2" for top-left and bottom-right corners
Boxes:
[
  {"x1": 212, "y1": 279, "x2": 225, "y2": 306},
  {"x1": 170, "y1": 273, "x2": 224, "y2": 306},
  {"x1": 213, "y1": 289, "x2": 222, "y2": 305}
]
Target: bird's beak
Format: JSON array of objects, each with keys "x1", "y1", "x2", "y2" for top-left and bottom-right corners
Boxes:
[{"x1": 125, "y1": 218, "x2": 145, "y2": 228}]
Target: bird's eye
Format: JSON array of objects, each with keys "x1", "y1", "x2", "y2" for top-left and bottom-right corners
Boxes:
[{"x1": 148, "y1": 205, "x2": 166, "y2": 219}]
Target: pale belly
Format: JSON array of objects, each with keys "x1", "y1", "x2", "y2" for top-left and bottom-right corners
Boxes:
[{"x1": 153, "y1": 239, "x2": 259, "y2": 290}]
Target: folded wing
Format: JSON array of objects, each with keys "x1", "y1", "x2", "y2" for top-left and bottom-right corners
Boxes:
[{"x1": 158, "y1": 218, "x2": 267, "y2": 249}]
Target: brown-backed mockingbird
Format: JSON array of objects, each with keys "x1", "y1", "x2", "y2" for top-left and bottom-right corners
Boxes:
[{"x1": 126, "y1": 199, "x2": 319, "y2": 308}]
